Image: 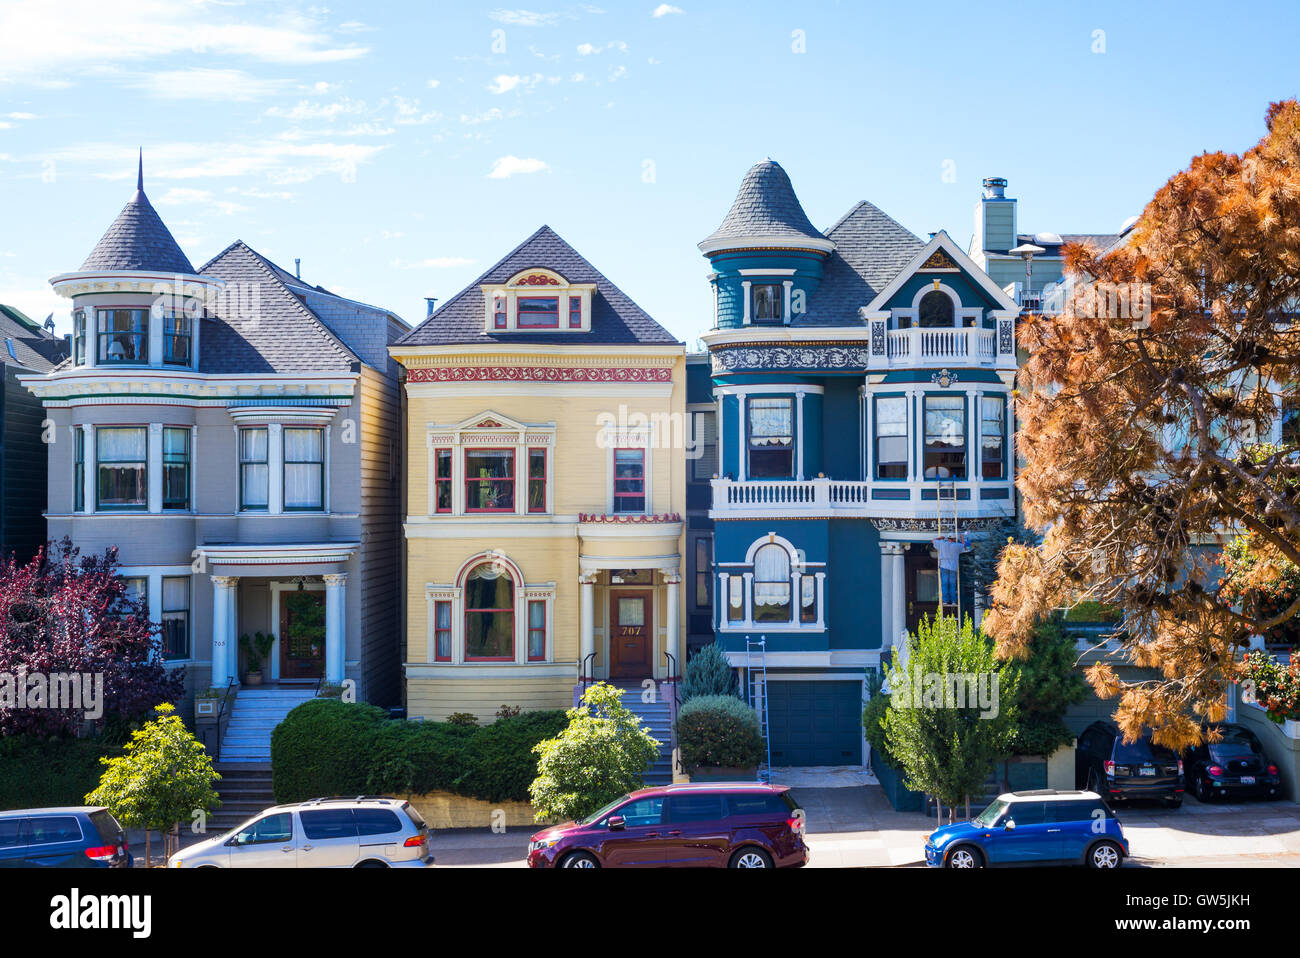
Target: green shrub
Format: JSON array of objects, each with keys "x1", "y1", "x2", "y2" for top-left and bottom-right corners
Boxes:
[
  {"x1": 0, "y1": 735, "x2": 122, "y2": 810},
  {"x1": 270, "y1": 699, "x2": 391, "y2": 803},
  {"x1": 456, "y1": 710, "x2": 568, "y2": 803},
  {"x1": 681, "y1": 642, "x2": 738, "y2": 701},
  {"x1": 446, "y1": 712, "x2": 479, "y2": 727},
  {"x1": 862, "y1": 692, "x2": 893, "y2": 767},
  {"x1": 676, "y1": 694, "x2": 764, "y2": 770}
]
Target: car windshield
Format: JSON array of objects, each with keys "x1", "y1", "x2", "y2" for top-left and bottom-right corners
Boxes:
[
  {"x1": 577, "y1": 794, "x2": 631, "y2": 826},
  {"x1": 1115, "y1": 738, "x2": 1176, "y2": 763},
  {"x1": 972, "y1": 799, "x2": 1009, "y2": 827}
]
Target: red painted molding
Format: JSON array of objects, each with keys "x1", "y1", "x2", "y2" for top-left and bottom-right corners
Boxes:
[
  {"x1": 407, "y1": 365, "x2": 672, "y2": 384},
  {"x1": 578, "y1": 512, "x2": 682, "y2": 523}
]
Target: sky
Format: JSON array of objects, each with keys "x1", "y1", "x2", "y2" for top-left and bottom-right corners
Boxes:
[{"x1": 0, "y1": 0, "x2": 1297, "y2": 348}]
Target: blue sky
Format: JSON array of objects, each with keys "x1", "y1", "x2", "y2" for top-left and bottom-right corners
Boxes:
[{"x1": 1, "y1": 0, "x2": 1296, "y2": 345}]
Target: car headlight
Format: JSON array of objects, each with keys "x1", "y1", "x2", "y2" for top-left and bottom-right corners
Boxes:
[
  {"x1": 529, "y1": 838, "x2": 560, "y2": 852},
  {"x1": 169, "y1": 858, "x2": 182, "y2": 868}
]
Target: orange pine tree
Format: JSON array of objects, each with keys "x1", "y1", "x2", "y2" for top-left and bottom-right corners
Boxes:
[{"x1": 983, "y1": 100, "x2": 1300, "y2": 750}]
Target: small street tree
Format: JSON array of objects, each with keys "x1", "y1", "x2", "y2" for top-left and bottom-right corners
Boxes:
[
  {"x1": 529, "y1": 682, "x2": 660, "y2": 822},
  {"x1": 0, "y1": 539, "x2": 183, "y2": 736},
  {"x1": 86, "y1": 703, "x2": 221, "y2": 866},
  {"x1": 883, "y1": 615, "x2": 1018, "y2": 823},
  {"x1": 984, "y1": 100, "x2": 1300, "y2": 749},
  {"x1": 681, "y1": 641, "x2": 738, "y2": 701}
]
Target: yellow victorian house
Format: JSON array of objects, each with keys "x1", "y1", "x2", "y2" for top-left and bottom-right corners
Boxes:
[{"x1": 390, "y1": 226, "x2": 687, "y2": 732}]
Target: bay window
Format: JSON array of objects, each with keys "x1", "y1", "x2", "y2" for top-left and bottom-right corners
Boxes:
[
  {"x1": 752, "y1": 543, "x2": 792, "y2": 623},
  {"x1": 161, "y1": 577, "x2": 190, "y2": 659},
  {"x1": 727, "y1": 576, "x2": 744, "y2": 623},
  {"x1": 748, "y1": 397, "x2": 794, "y2": 478},
  {"x1": 613, "y1": 448, "x2": 645, "y2": 513},
  {"x1": 981, "y1": 396, "x2": 1005, "y2": 479},
  {"x1": 96, "y1": 427, "x2": 147, "y2": 510},
  {"x1": 751, "y1": 284, "x2": 782, "y2": 323},
  {"x1": 465, "y1": 449, "x2": 514, "y2": 511},
  {"x1": 434, "y1": 448, "x2": 452, "y2": 513},
  {"x1": 72, "y1": 310, "x2": 85, "y2": 366},
  {"x1": 97, "y1": 308, "x2": 148, "y2": 364},
  {"x1": 874, "y1": 396, "x2": 908, "y2": 479},
  {"x1": 923, "y1": 395, "x2": 966, "y2": 479},
  {"x1": 163, "y1": 427, "x2": 190, "y2": 510},
  {"x1": 465, "y1": 563, "x2": 514, "y2": 660},
  {"x1": 163, "y1": 311, "x2": 192, "y2": 367},
  {"x1": 800, "y1": 575, "x2": 817, "y2": 624},
  {"x1": 527, "y1": 449, "x2": 546, "y2": 513},
  {"x1": 73, "y1": 428, "x2": 85, "y2": 512},
  {"x1": 239, "y1": 428, "x2": 269, "y2": 511},
  {"x1": 283, "y1": 428, "x2": 324, "y2": 510}
]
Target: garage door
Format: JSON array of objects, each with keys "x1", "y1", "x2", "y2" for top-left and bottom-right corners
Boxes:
[{"x1": 766, "y1": 681, "x2": 862, "y2": 767}]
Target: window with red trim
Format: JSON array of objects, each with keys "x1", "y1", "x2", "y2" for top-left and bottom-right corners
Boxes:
[
  {"x1": 527, "y1": 448, "x2": 546, "y2": 513},
  {"x1": 434, "y1": 448, "x2": 452, "y2": 513},
  {"x1": 434, "y1": 601, "x2": 452, "y2": 661},
  {"x1": 465, "y1": 564, "x2": 513, "y2": 660},
  {"x1": 465, "y1": 449, "x2": 514, "y2": 511},
  {"x1": 517, "y1": 296, "x2": 559, "y2": 328},
  {"x1": 527, "y1": 600, "x2": 545, "y2": 660},
  {"x1": 613, "y1": 448, "x2": 645, "y2": 513},
  {"x1": 568, "y1": 295, "x2": 582, "y2": 328},
  {"x1": 493, "y1": 295, "x2": 507, "y2": 329}
]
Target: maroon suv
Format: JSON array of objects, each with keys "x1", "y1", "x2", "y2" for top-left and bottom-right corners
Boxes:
[{"x1": 527, "y1": 782, "x2": 807, "y2": 868}]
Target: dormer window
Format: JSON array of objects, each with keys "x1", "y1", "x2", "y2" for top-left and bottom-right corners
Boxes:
[
  {"x1": 481, "y1": 269, "x2": 595, "y2": 333},
  {"x1": 752, "y1": 284, "x2": 783, "y2": 323},
  {"x1": 97, "y1": 308, "x2": 148, "y2": 364},
  {"x1": 918, "y1": 290, "x2": 956, "y2": 328}
]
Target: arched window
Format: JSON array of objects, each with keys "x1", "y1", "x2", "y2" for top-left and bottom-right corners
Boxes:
[
  {"x1": 918, "y1": 290, "x2": 955, "y2": 328},
  {"x1": 752, "y1": 543, "x2": 792, "y2": 623},
  {"x1": 465, "y1": 563, "x2": 514, "y2": 660}
]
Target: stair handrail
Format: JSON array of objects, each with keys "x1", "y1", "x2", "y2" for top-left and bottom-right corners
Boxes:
[
  {"x1": 211, "y1": 677, "x2": 237, "y2": 763},
  {"x1": 579, "y1": 652, "x2": 597, "y2": 698},
  {"x1": 663, "y1": 650, "x2": 683, "y2": 775}
]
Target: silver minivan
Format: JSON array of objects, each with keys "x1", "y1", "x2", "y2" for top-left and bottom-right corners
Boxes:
[{"x1": 169, "y1": 797, "x2": 434, "y2": 868}]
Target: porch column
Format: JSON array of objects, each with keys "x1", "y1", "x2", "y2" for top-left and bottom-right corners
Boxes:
[
  {"x1": 579, "y1": 572, "x2": 597, "y2": 678},
  {"x1": 890, "y1": 545, "x2": 907, "y2": 649},
  {"x1": 324, "y1": 573, "x2": 347, "y2": 684},
  {"x1": 880, "y1": 542, "x2": 897, "y2": 649},
  {"x1": 663, "y1": 572, "x2": 681, "y2": 675},
  {"x1": 211, "y1": 576, "x2": 239, "y2": 685}
]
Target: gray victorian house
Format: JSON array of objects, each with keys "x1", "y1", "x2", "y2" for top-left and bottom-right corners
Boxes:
[{"x1": 21, "y1": 166, "x2": 407, "y2": 762}]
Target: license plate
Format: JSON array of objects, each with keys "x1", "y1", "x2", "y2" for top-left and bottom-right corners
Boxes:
[
  {"x1": 1240, "y1": 776, "x2": 1255, "y2": 785},
  {"x1": 1139, "y1": 767, "x2": 1155, "y2": 776}
]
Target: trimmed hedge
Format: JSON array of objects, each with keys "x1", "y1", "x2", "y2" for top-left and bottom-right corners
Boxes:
[
  {"x1": 0, "y1": 735, "x2": 123, "y2": 810},
  {"x1": 676, "y1": 694, "x2": 764, "y2": 770},
  {"x1": 271, "y1": 699, "x2": 566, "y2": 805}
]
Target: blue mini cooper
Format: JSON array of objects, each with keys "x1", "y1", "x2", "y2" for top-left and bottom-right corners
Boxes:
[{"x1": 924, "y1": 789, "x2": 1129, "y2": 869}]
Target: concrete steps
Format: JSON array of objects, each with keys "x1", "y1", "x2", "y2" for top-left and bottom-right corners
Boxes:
[
  {"x1": 613, "y1": 685, "x2": 676, "y2": 786},
  {"x1": 217, "y1": 687, "x2": 317, "y2": 764},
  {"x1": 210, "y1": 763, "x2": 275, "y2": 831}
]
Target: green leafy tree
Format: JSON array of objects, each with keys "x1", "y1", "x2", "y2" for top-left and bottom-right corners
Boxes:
[
  {"x1": 681, "y1": 641, "x2": 738, "y2": 701},
  {"x1": 1005, "y1": 616, "x2": 1089, "y2": 755},
  {"x1": 85, "y1": 703, "x2": 220, "y2": 866},
  {"x1": 884, "y1": 615, "x2": 1018, "y2": 822},
  {"x1": 528, "y1": 682, "x2": 660, "y2": 822}
]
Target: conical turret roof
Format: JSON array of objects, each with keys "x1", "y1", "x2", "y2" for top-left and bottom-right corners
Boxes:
[
  {"x1": 79, "y1": 155, "x2": 195, "y2": 274},
  {"x1": 700, "y1": 159, "x2": 826, "y2": 248}
]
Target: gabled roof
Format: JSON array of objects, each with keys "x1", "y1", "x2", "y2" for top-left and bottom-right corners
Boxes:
[
  {"x1": 700, "y1": 160, "x2": 827, "y2": 249},
  {"x1": 80, "y1": 184, "x2": 196, "y2": 275},
  {"x1": 795, "y1": 201, "x2": 926, "y2": 325},
  {"x1": 863, "y1": 230, "x2": 1020, "y2": 315},
  {"x1": 396, "y1": 225, "x2": 678, "y2": 347},
  {"x1": 0, "y1": 305, "x2": 66, "y2": 371},
  {"x1": 196, "y1": 242, "x2": 361, "y2": 374}
]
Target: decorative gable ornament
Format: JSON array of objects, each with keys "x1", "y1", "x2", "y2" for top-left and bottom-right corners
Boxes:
[
  {"x1": 515, "y1": 273, "x2": 561, "y2": 286},
  {"x1": 919, "y1": 249, "x2": 959, "y2": 271},
  {"x1": 931, "y1": 368, "x2": 959, "y2": 387}
]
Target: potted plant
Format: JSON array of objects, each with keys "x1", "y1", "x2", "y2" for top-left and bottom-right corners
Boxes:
[
  {"x1": 676, "y1": 694, "x2": 764, "y2": 781},
  {"x1": 239, "y1": 632, "x2": 275, "y2": 686}
]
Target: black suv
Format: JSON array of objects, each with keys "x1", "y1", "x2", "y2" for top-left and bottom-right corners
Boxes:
[
  {"x1": 1183, "y1": 723, "x2": 1282, "y2": 802},
  {"x1": 1075, "y1": 721, "x2": 1183, "y2": 807}
]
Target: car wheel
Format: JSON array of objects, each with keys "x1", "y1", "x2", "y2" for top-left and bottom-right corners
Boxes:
[
  {"x1": 1164, "y1": 796, "x2": 1182, "y2": 809},
  {"x1": 945, "y1": 845, "x2": 983, "y2": 869},
  {"x1": 1088, "y1": 841, "x2": 1123, "y2": 869},
  {"x1": 729, "y1": 848, "x2": 773, "y2": 869},
  {"x1": 561, "y1": 852, "x2": 599, "y2": 869},
  {"x1": 1194, "y1": 778, "x2": 1212, "y2": 802},
  {"x1": 355, "y1": 860, "x2": 388, "y2": 868}
]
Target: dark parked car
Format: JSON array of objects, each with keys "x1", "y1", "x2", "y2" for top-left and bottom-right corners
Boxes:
[
  {"x1": 527, "y1": 783, "x2": 807, "y2": 868},
  {"x1": 0, "y1": 807, "x2": 132, "y2": 868},
  {"x1": 1076, "y1": 721, "x2": 1184, "y2": 807},
  {"x1": 1183, "y1": 723, "x2": 1282, "y2": 802},
  {"x1": 925, "y1": 789, "x2": 1129, "y2": 869}
]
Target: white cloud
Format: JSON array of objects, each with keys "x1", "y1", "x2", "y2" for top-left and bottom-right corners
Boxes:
[
  {"x1": 488, "y1": 74, "x2": 523, "y2": 94},
  {"x1": 652, "y1": 4, "x2": 683, "y2": 16},
  {"x1": 460, "y1": 108, "x2": 505, "y2": 125},
  {"x1": 486, "y1": 155, "x2": 549, "y2": 179},
  {"x1": 488, "y1": 9, "x2": 562, "y2": 26},
  {"x1": 393, "y1": 96, "x2": 441, "y2": 125},
  {"x1": 129, "y1": 67, "x2": 291, "y2": 101},
  {"x1": 391, "y1": 256, "x2": 476, "y2": 269},
  {"x1": 427, "y1": 79, "x2": 441, "y2": 88},
  {"x1": 577, "y1": 40, "x2": 627, "y2": 55},
  {"x1": 266, "y1": 98, "x2": 366, "y2": 121}
]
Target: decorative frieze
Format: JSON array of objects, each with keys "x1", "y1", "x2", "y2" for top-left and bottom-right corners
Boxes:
[{"x1": 407, "y1": 365, "x2": 672, "y2": 384}]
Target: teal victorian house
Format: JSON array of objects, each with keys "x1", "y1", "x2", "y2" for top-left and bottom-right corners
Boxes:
[{"x1": 700, "y1": 160, "x2": 1020, "y2": 767}]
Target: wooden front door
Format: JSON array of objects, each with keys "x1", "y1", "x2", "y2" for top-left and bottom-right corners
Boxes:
[
  {"x1": 280, "y1": 590, "x2": 326, "y2": 679},
  {"x1": 904, "y1": 550, "x2": 940, "y2": 636},
  {"x1": 610, "y1": 591, "x2": 652, "y2": 679}
]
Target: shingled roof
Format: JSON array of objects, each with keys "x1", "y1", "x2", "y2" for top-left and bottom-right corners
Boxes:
[
  {"x1": 196, "y1": 241, "x2": 360, "y2": 374},
  {"x1": 80, "y1": 166, "x2": 196, "y2": 275},
  {"x1": 699, "y1": 160, "x2": 826, "y2": 247},
  {"x1": 0, "y1": 305, "x2": 66, "y2": 371},
  {"x1": 796, "y1": 201, "x2": 926, "y2": 325},
  {"x1": 396, "y1": 225, "x2": 678, "y2": 347}
]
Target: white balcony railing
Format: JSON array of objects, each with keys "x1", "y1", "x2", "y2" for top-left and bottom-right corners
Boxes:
[
  {"x1": 711, "y1": 477, "x2": 1014, "y2": 521},
  {"x1": 866, "y1": 317, "x2": 1016, "y2": 370}
]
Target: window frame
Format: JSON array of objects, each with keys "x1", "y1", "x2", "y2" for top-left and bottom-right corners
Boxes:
[
  {"x1": 95, "y1": 426, "x2": 148, "y2": 511},
  {"x1": 162, "y1": 310, "x2": 192, "y2": 367},
  {"x1": 433, "y1": 599, "x2": 452, "y2": 662},
  {"x1": 747, "y1": 396, "x2": 795, "y2": 480},
  {"x1": 922, "y1": 393, "x2": 967, "y2": 480},
  {"x1": 72, "y1": 310, "x2": 86, "y2": 366},
  {"x1": 96, "y1": 308, "x2": 149, "y2": 365},
  {"x1": 980, "y1": 394, "x2": 1006, "y2": 480},
  {"x1": 527, "y1": 599, "x2": 546, "y2": 661},
  {"x1": 873, "y1": 394, "x2": 908, "y2": 480},
  {"x1": 527, "y1": 447, "x2": 547, "y2": 514},
  {"x1": 568, "y1": 295, "x2": 582, "y2": 329},
  {"x1": 282, "y1": 426, "x2": 325, "y2": 512},
  {"x1": 162, "y1": 426, "x2": 191, "y2": 511},
  {"x1": 73, "y1": 428, "x2": 85, "y2": 513},
  {"x1": 516, "y1": 295, "x2": 560, "y2": 329},
  {"x1": 464, "y1": 448, "x2": 516, "y2": 513},
  {"x1": 612, "y1": 447, "x2": 646, "y2": 514},
  {"x1": 693, "y1": 534, "x2": 713, "y2": 612},
  {"x1": 161, "y1": 575, "x2": 190, "y2": 660},
  {"x1": 463, "y1": 563, "x2": 515, "y2": 661},
  {"x1": 238, "y1": 427, "x2": 270, "y2": 512},
  {"x1": 750, "y1": 283, "x2": 783, "y2": 324},
  {"x1": 434, "y1": 447, "x2": 452, "y2": 514},
  {"x1": 752, "y1": 542, "x2": 793, "y2": 624}
]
